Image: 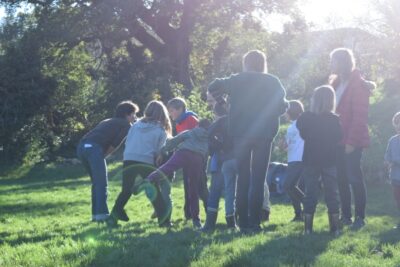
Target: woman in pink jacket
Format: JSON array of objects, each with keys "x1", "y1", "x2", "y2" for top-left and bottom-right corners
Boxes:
[{"x1": 329, "y1": 48, "x2": 375, "y2": 230}]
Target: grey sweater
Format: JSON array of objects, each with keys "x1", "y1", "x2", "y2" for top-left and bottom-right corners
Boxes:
[
  {"x1": 123, "y1": 120, "x2": 167, "y2": 165},
  {"x1": 161, "y1": 127, "x2": 208, "y2": 158},
  {"x1": 385, "y1": 134, "x2": 400, "y2": 185}
]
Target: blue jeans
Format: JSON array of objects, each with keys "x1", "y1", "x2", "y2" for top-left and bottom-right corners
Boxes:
[
  {"x1": 283, "y1": 162, "x2": 305, "y2": 216},
  {"x1": 303, "y1": 165, "x2": 340, "y2": 215},
  {"x1": 222, "y1": 159, "x2": 237, "y2": 216},
  {"x1": 337, "y1": 147, "x2": 366, "y2": 219},
  {"x1": 207, "y1": 171, "x2": 224, "y2": 213},
  {"x1": 77, "y1": 142, "x2": 109, "y2": 216}
]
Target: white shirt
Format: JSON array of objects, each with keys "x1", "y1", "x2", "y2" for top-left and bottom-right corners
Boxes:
[
  {"x1": 286, "y1": 120, "x2": 304, "y2": 163},
  {"x1": 335, "y1": 80, "x2": 349, "y2": 107}
]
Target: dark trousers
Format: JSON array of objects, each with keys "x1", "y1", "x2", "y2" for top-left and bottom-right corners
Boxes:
[
  {"x1": 393, "y1": 184, "x2": 400, "y2": 212},
  {"x1": 235, "y1": 137, "x2": 272, "y2": 229},
  {"x1": 283, "y1": 162, "x2": 305, "y2": 216},
  {"x1": 303, "y1": 165, "x2": 340, "y2": 215},
  {"x1": 184, "y1": 169, "x2": 208, "y2": 219},
  {"x1": 148, "y1": 149, "x2": 204, "y2": 221},
  {"x1": 337, "y1": 147, "x2": 367, "y2": 219},
  {"x1": 76, "y1": 142, "x2": 109, "y2": 216},
  {"x1": 113, "y1": 161, "x2": 156, "y2": 212}
]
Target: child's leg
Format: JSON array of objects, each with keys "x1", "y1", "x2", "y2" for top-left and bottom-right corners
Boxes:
[
  {"x1": 302, "y1": 167, "x2": 320, "y2": 215},
  {"x1": 283, "y1": 162, "x2": 305, "y2": 217},
  {"x1": 222, "y1": 159, "x2": 237, "y2": 217},
  {"x1": 184, "y1": 153, "x2": 203, "y2": 222},
  {"x1": 77, "y1": 144, "x2": 96, "y2": 218},
  {"x1": 147, "y1": 152, "x2": 186, "y2": 182},
  {"x1": 86, "y1": 144, "x2": 109, "y2": 217},
  {"x1": 321, "y1": 166, "x2": 340, "y2": 214},
  {"x1": 207, "y1": 171, "x2": 224, "y2": 212}
]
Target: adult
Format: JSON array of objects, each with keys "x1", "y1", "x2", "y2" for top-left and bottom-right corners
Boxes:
[
  {"x1": 329, "y1": 48, "x2": 375, "y2": 230},
  {"x1": 208, "y1": 50, "x2": 288, "y2": 232}
]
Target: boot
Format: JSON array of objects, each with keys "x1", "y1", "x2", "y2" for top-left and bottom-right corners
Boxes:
[
  {"x1": 201, "y1": 210, "x2": 218, "y2": 232},
  {"x1": 226, "y1": 215, "x2": 237, "y2": 229},
  {"x1": 304, "y1": 213, "x2": 314, "y2": 235},
  {"x1": 328, "y1": 213, "x2": 341, "y2": 236}
]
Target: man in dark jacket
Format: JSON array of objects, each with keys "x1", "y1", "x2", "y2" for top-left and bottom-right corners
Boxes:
[{"x1": 208, "y1": 50, "x2": 288, "y2": 232}]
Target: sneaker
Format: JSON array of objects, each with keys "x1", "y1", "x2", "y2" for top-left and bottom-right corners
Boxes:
[
  {"x1": 192, "y1": 219, "x2": 202, "y2": 229},
  {"x1": 92, "y1": 214, "x2": 109, "y2": 223},
  {"x1": 340, "y1": 217, "x2": 353, "y2": 226},
  {"x1": 351, "y1": 217, "x2": 366, "y2": 231}
]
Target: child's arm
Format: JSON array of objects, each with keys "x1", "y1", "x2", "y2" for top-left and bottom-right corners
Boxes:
[
  {"x1": 207, "y1": 76, "x2": 233, "y2": 104},
  {"x1": 161, "y1": 131, "x2": 189, "y2": 154}
]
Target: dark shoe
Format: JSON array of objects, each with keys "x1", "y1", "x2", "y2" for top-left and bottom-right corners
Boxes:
[
  {"x1": 193, "y1": 219, "x2": 202, "y2": 229},
  {"x1": 304, "y1": 213, "x2": 314, "y2": 235},
  {"x1": 340, "y1": 216, "x2": 353, "y2": 226},
  {"x1": 150, "y1": 211, "x2": 157, "y2": 220},
  {"x1": 226, "y1": 215, "x2": 237, "y2": 229},
  {"x1": 261, "y1": 209, "x2": 270, "y2": 222},
  {"x1": 159, "y1": 220, "x2": 173, "y2": 228},
  {"x1": 106, "y1": 215, "x2": 119, "y2": 228},
  {"x1": 328, "y1": 213, "x2": 341, "y2": 236},
  {"x1": 201, "y1": 210, "x2": 218, "y2": 232},
  {"x1": 291, "y1": 213, "x2": 303, "y2": 222},
  {"x1": 111, "y1": 208, "x2": 129, "y2": 222},
  {"x1": 351, "y1": 217, "x2": 366, "y2": 231}
]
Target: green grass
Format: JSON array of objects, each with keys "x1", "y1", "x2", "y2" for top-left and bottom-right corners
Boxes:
[{"x1": 1, "y1": 163, "x2": 400, "y2": 267}]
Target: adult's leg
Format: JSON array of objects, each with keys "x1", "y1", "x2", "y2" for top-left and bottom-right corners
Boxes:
[
  {"x1": 346, "y1": 148, "x2": 366, "y2": 220},
  {"x1": 337, "y1": 146, "x2": 352, "y2": 220},
  {"x1": 207, "y1": 171, "x2": 224, "y2": 212},
  {"x1": 248, "y1": 139, "x2": 272, "y2": 229},
  {"x1": 86, "y1": 145, "x2": 109, "y2": 216},
  {"x1": 234, "y1": 139, "x2": 252, "y2": 229}
]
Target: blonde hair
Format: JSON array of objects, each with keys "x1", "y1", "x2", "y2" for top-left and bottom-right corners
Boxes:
[
  {"x1": 310, "y1": 86, "x2": 336, "y2": 114},
  {"x1": 242, "y1": 50, "x2": 267, "y2": 73},
  {"x1": 330, "y1": 48, "x2": 355, "y2": 79},
  {"x1": 393, "y1": 112, "x2": 400, "y2": 127},
  {"x1": 142, "y1": 100, "x2": 172, "y2": 135}
]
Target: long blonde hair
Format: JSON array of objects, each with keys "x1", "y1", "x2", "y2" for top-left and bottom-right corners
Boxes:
[
  {"x1": 310, "y1": 86, "x2": 336, "y2": 114},
  {"x1": 142, "y1": 100, "x2": 172, "y2": 136}
]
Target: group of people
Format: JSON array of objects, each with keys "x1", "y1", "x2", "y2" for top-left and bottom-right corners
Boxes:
[{"x1": 77, "y1": 47, "x2": 400, "y2": 235}]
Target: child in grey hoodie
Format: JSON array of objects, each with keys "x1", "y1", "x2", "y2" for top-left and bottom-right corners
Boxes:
[
  {"x1": 136, "y1": 119, "x2": 211, "y2": 229},
  {"x1": 385, "y1": 112, "x2": 400, "y2": 230},
  {"x1": 107, "y1": 101, "x2": 172, "y2": 227}
]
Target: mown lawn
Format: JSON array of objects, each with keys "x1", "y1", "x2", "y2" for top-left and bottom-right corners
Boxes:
[{"x1": 0, "y1": 162, "x2": 400, "y2": 267}]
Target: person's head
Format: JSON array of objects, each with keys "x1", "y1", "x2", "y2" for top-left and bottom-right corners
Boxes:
[
  {"x1": 115, "y1": 101, "x2": 139, "y2": 123},
  {"x1": 310, "y1": 86, "x2": 336, "y2": 114},
  {"x1": 142, "y1": 100, "x2": 172, "y2": 135},
  {"x1": 213, "y1": 102, "x2": 228, "y2": 119},
  {"x1": 286, "y1": 100, "x2": 304, "y2": 121},
  {"x1": 242, "y1": 50, "x2": 267, "y2": 73},
  {"x1": 392, "y1": 112, "x2": 400, "y2": 134},
  {"x1": 167, "y1": 97, "x2": 187, "y2": 121},
  {"x1": 198, "y1": 118, "x2": 212, "y2": 129},
  {"x1": 330, "y1": 48, "x2": 356, "y2": 79}
]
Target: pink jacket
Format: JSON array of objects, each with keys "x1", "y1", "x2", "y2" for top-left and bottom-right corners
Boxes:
[{"x1": 330, "y1": 70, "x2": 374, "y2": 148}]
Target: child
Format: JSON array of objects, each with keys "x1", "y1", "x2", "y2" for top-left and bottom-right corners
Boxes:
[
  {"x1": 167, "y1": 97, "x2": 208, "y2": 219},
  {"x1": 77, "y1": 101, "x2": 138, "y2": 222},
  {"x1": 137, "y1": 119, "x2": 211, "y2": 229},
  {"x1": 208, "y1": 50, "x2": 288, "y2": 233},
  {"x1": 107, "y1": 100, "x2": 172, "y2": 227},
  {"x1": 283, "y1": 100, "x2": 305, "y2": 222},
  {"x1": 296, "y1": 86, "x2": 343, "y2": 235},
  {"x1": 384, "y1": 112, "x2": 400, "y2": 230},
  {"x1": 202, "y1": 103, "x2": 236, "y2": 231}
]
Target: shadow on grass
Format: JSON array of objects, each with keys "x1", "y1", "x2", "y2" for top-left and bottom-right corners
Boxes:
[{"x1": 222, "y1": 231, "x2": 334, "y2": 267}]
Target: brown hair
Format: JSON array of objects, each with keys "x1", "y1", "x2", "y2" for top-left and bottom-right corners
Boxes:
[
  {"x1": 330, "y1": 48, "x2": 355, "y2": 80},
  {"x1": 167, "y1": 97, "x2": 187, "y2": 111},
  {"x1": 242, "y1": 50, "x2": 267, "y2": 73},
  {"x1": 199, "y1": 118, "x2": 211, "y2": 129},
  {"x1": 287, "y1": 100, "x2": 304, "y2": 120},
  {"x1": 310, "y1": 86, "x2": 336, "y2": 114},
  {"x1": 115, "y1": 101, "x2": 139, "y2": 118},
  {"x1": 142, "y1": 100, "x2": 172, "y2": 135},
  {"x1": 393, "y1": 112, "x2": 400, "y2": 127}
]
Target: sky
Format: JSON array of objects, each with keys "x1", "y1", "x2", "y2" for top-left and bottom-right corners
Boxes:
[{"x1": 0, "y1": 0, "x2": 377, "y2": 32}]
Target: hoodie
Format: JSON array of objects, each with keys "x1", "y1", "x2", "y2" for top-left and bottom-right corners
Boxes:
[
  {"x1": 123, "y1": 120, "x2": 167, "y2": 165},
  {"x1": 161, "y1": 127, "x2": 208, "y2": 158}
]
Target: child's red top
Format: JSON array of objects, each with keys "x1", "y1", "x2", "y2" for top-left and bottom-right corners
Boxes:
[{"x1": 175, "y1": 111, "x2": 199, "y2": 134}]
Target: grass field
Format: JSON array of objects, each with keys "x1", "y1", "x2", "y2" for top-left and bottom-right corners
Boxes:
[{"x1": 1, "y1": 162, "x2": 400, "y2": 267}]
